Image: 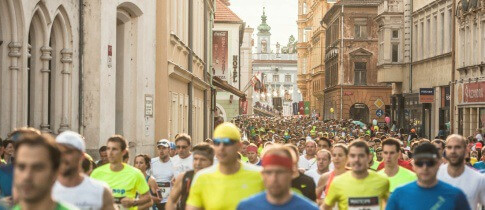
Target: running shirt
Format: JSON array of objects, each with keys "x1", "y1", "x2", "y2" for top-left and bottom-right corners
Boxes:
[
  {"x1": 292, "y1": 172, "x2": 317, "y2": 201},
  {"x1": 298, "y1": 155, "x2": 317, "y2": 171},
  {"x1": 377, "y1": 159, "x2": 413, "y2": 171},
  {"x1": 150, "y1": 157, "x2": 175, "y2": 204},
  {"x1": 178, "y1": 170, "x2": 195, "y2": 210},
  {"x1": 437, "y1": 164, "x2": 485, "y2": 210},
  {"x1": 473, "y1": 161, "x2": 485, "y2": 173},
  {"x1": 304, "y1": 168, "x2": 323, "y2": 185},
  {"x1": 52, "y1": 175, "x2": 106, "y2": 210},
  {"x1": 171, "y1": 154, "x2": 193, "y2": 177},
  {"x1": 12, "y1": 202, "x2": 77, "y2": 210},
  {"x1": 324, "y1": 170, "x2": 389, "y2": 210},
  {"x1": 378, "y1": 166, "x2": 416, "y2": 193},
  {"x1": 386, "y1": 181, "x2": 471, "y2": 210},
  {"x1": 370, "y1": 160, "x2": 380, "y2": 171},
  {"x1": 90, "y1": 163, "x2": 149, "y2": 210},
  {"x1": 0, "y1": 164, "x2": 13, "y2": 197},
  {"x1": 186, "y1": 162, "x2": 264, "y2": 209},
  {"x1": 237, "y1": 191, "x2": 319, "y2": 210}
]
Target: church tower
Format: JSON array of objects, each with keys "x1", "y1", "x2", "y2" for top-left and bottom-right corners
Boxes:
[{"x1": 257, "y1": 7, "x2": 271, "y2": 54}]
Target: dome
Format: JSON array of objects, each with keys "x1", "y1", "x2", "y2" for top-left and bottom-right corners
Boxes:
[{"x1": 257, "y1": 7, "x2": 271, "y2": 35}]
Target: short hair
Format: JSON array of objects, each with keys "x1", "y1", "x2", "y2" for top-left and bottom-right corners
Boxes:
[
  {"x1": 123, "y1": 150, "x2": 130, "y2": 161},
  {"x1": 431, "y1": 139, "x2": 446, "y2": 149},
  {"x1": 263, "y1": 144, "x2": 294, "y2": 161},
  {"x1": 317, "y1": 149, "x2": 332, "y2": 160},
  {"x1": 348, "y1": 140, "x2": 370, "y2": 155},
  {"x1": 381, "y1": 138, "x2": 401, "y2": 152},
  {"x1": 2, "y1": 139, "x2": 14, "y2": 149},
  {"x1": 7, "y1": 127, "x2": 42, "y2": 142},
  {"x1": 332, "y1": 143, "x2": 349, "y2": 155},
  {"x1": 192, "y1": 143, "x2": 215, "y2": 162},
  {"x1": 134, "y1": 154, "x2": 151, "y2": 169},
  {"x1": 414, "y1": 142, "x2": 440, "y2": 159},
  {"x1": 14, "y1": 132, "x2": 61, "y2": 171},
  {"x1": 175, "y1": 133, "x2": 192, "y2": 146},
  {"x1": 445, "y1": 134, "x2": 466, "y2": 147},
  {"x1": 82, "y1": 156, "x2": 95, "y2": 173},
  {"x1": 284, "y1": 144, "x2": 299, "y2": 163},
  {"x1": 241, "y1": 140, "x2": 250, "y2": 145},
  {"x1": 318, "y1": 138, "x2": 332, "y2": 148},
  {"x1": 107, "y1": 135, "x2": 128, "y2": 151},
  {"x1": 99, "y1": 146, "x2": 107, "y2": 153}
]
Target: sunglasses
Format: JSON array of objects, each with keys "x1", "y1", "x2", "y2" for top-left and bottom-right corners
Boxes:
[
  {"x1": 414, "y1": 159, "x2": 437, "y2": 168},
  {"x1": 176, "y1": 145, "x2": 188, "y2": 149},
  {"x1": 213, "y1": 138, "x2": 237, "y2": 146}
]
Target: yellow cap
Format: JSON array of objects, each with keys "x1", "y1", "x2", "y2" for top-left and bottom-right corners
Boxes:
[{"x1": 213, "y1": 122, "x2": 241, "y2": 141}]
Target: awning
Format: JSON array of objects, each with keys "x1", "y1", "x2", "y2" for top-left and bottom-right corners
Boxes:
[{"x1": 213, "y1": 76, "x2": 246, "y2": 99}]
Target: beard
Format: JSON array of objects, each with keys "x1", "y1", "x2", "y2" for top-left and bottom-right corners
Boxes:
[
  {"x1": 61, "y1": 166, "x2": 78, "y2": 177},
  {"x1": 448, "y1": 155, "x2": 465, "y2": 166}
]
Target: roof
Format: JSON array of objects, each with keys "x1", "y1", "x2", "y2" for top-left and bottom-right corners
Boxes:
[
  {"x1": 252, "y1": 60, "x2": 297, "y2": 64},
  {"x1": 215, "y1": 0, "x2": 243, "y2": 23}
]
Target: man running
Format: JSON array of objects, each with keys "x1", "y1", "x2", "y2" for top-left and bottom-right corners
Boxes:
[
  {"x1": 386, "y1": 142, "x2": 471, "y2": 210},
  {"x1": 13, "y1": 130, "x2": 76, "y2": 210},
  {"x1": 52, "y1": 131, "x2": 115, "y2": 210},
  {"x1": 91, "y1": 135, "x2": 152, "y2": 210},
  {"x1": 171, "y1": 134, "x2": 193, "y2": 177},
  {"x1": 96, "y1": 146, "x2": 108, "y2": 167},
  {"x1": 324, "y1": 140, "x2": 389, "y2": 210},
  {"x1": 305, "y1": 149, "x2": 331, "y2": 185},
  {"x1": 437, "y1": 134, "x2": 485, "y2": 210},
  {"x1": 165, "y1": 143, "x2": 214, "y2": 210},
  {"x1": 378, "y1": 138, "x2": 416, "y2": 193},
  {"x1": 246, "y1": 143, "x2": 261, "y2": 166},
  {"x1": 298, "y1": 140, "x2": 317, "y2": 171},
  {"x1": 237, "y1": 145, "x2": 318, "y2": 210},
  {"x1": 151, "y1": 139, "x2": 175, "y2": 209},
  {"x1": 186, "y1": 122, "x2": 264, "y2": 210}
]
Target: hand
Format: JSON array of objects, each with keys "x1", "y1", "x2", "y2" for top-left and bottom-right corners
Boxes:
[
  {"x1": 120, "y1": 197, "x2": 134, "y2": 208},
  {"x1": 0, "y1": 196, "x2": 13, "y2": 207}
]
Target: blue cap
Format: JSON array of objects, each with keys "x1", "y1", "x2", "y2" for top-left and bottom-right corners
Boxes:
[{"x1": 169, "y1": 142, "x2": 176, "y2": 150}]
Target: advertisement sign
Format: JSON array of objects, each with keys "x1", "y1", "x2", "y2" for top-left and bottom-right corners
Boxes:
[
  {"x1": 464, "y1": 82, "x2": 485, "y2": 103},
  {"x1": 212, "y1": 31, "x2": 228, "y2": 81},
  {"x1": 419, "y1": 88, "x2": 434, "y2": 104},
  {"x1": 304, "y1": 101, "x2": 310, "y2": 115},
  {"x1": 299, "y1": 101, "x2": 304, "y2": 115},
  {"x1": 239, "y1": 98, "x2": 248, "y2": 115}
]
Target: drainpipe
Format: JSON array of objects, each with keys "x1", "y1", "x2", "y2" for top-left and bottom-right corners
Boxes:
[
  {"x1": 78, "y1": 0, "x2": 85, "y2": 135},
  {"x1": 188, "y1": 0, "x2": 194, "y2": 136},
  {"x1": 450, "y1": 0, "x2": 456, "y2": 132},
  {"x1": 409, "y1": 0, "x2": 413, "y2": 94},
  {"x1": 340, "y1": 4, "x2": 344, "y2": 120},
  {"x1": 203, "y1": 0, "x2": 208, "y2": 139}
]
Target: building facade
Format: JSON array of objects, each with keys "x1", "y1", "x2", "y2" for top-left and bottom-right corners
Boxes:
[
  {"x1": 377, "y1": 0, "x2": 454, "y2": 138},
  {"x1": 454, "y1": 0, "x2": 485, "y2": 136},
  {"x1": 323, "y1": 0, "x2": 392, "y2": 123}
]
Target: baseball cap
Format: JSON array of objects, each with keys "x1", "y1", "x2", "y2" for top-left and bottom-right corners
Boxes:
[
  {"x1": 56, "y1": 131, "x2": 86, "y2": 152},
  {"x1": 157, "y1": 139, "x2": 170, "y2": 148},
  {"x1": 169, "y1": 142, "x2": 176, "y2": 150}
]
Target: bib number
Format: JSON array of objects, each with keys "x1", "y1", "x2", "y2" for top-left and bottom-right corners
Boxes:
[
  {"x1": 157, "y1": 182, "x2": 171, "y2": 199},
  {"x1": 348, "y1": 197, "x2": 380, "y2": 210},
  {"x1": 114, "y1": 197, "x2": 128, "y2": 210}
]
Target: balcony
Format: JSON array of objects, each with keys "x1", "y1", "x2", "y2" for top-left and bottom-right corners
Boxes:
[
  {"x1": 377, "y1": 64, "x2": 404, "y2": 83},
  {"x1": 378, "y1": 0, "x2": 403, "y2": 15}
]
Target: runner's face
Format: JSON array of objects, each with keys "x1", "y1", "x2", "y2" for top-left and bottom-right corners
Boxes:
[
  {"x1": 107, "y1": 141, "x2": 125, "y2": 163},
  {"x1": 445, "y1": 138, "x2": 466, "y2": 166},
  {"x1": 348, "y1": 147, "x2": 370, "y2": 173},
  {"x1": 134, "y1": 156, "x2": 147, "y2": 172},
  {"x1": 158, "y1": 146, "x2": 171, "y2": 159},
  {"x1": 318, "y1": 140, "x2": 330, "y2": 150},
  {"x1": 432, "y1": 142, "x2": 443, "y2": 156},
  {"x1": 382, "y1": 145, "x2": 399, "y2": 166},
  {"x1": 306, "y1": 142, "x2": 317, "y2": 156},
  {"x1": 214, "y1": 141, "x2": 240, "y2": 164},
  {"x1": 261, "y1": 165, "x2": 292, "y2": 198},
  {"x1": 58, "y1": 144, "x2": 82, "y2": 177},
  {"x1": 316, "y1": 152, "x2": 331, "y2": 171},
  {"x1": 247, "y1": 151, "x2": 258, "y2": 163},
  {"x1": 193, "y1": 154, "x2": 211, "y2": 171},
  {"x1": 332, "y1": 147, "x2": 347, "y2": 169},
  {"x1": 5, "y1": 143, "x2": 14, "y2": 156},
  {"x1": 14, "y1": 145, "x2": 57, "y2": 203},
  {"x1": 99, "y1": 151, "x2": 108, "y2": 162},
  {"x1": 176, "y1": 140, "x2": 190, "y2": 158},
  {"x1": 414, "y1": 158, "x2": 440, "y2": 184}
]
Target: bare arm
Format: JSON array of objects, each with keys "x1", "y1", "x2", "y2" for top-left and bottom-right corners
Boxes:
[
  {"x1": 165, "y1": 173, "x2": 184, "y2": 210},
  {"x1": 322, "y1": 204, "x2": 333, "y2": 210},
  {"x1": 135, "y1": 192, "x2": 153, "y2": 210},
  {"x1": 186, "y1": 205, "x2": 202, "y2": 210},
  {"x1": 101, "y1": 187, "x2": 116, "y2": 210},
  {"x1": 316, "y1": 172, "x2": 330, "y2": 203},
  {"x1": 148, "y1": 177, "x2": 161, "y2": 204}
]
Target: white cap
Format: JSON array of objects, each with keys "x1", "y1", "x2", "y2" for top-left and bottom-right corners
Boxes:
[
  {"x1": 56, "y1": 131, "x2": 86, "y2": 152},
  {"x1": 157, "y1": 139, "x2": 171, "y2": 148}
]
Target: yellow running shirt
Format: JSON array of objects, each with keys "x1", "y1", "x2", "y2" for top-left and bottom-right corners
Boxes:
[
  {"x1": 186, "y1": 162, "x2": 264, "y2": 210},
  {"x1": 324, "y1": 170, "x2": 389, "y2": 210},
  {"x1": 377, "y1": 166, "x2": 416, "y2": 193},
  {"x1": 91, "y1": 163, "x2": 149, "y2": 210}
]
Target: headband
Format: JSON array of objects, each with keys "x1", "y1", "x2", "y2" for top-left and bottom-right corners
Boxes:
[
  {"x1": 247, "y1": 145, "x2": 258, "y2": 153},
  {"x1": 262, "y1": 154, "x2": 293, "y2": 170}
]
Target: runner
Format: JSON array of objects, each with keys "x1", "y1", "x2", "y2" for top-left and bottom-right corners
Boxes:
[
  {"x1": 133, "y1": 154, "x2": 161, "y2": 210},
  {"x1": 386, "y1": 142, "x2": 471, "y2": 210},
  {"x1": 91, "y1": 135, "x2": 152, "y2": 210},
  {"x1": 237, "y1": 145, "x2": 319, "y2": 210},
  {"x1": 437, "y1": 134, "x2": 485, "y2": 210},
  {"x1": 96, "y1": 146, "x2": 108, "y2": 167},
  {"x1": 150, "y1": 139, "x2": 175, "y2": 209},
  {"x1": 305, "y1": 149, "x2": 331, "y2": 185},
  {"x1": 13, "y1": 130, "x2": 76, "y2": 210},
  {"x1": 377, "y1": 138, "x2": 416, "y2": 193},
  {"x1": 171, "y1": 134, "x2": 193, "y2": 177},
  {"x1": 246, "y1": 143, "x2": 261, "y2": 166},
  {"x1": 473, "y1": 147, "x2": 485, "y2": 173},
  {"x1": 298, "y1": 140, "x2": 317, "y2": 171},
  {"x1": 324, "y1": 140, "x2": 389, "y2": 210},
  {"x1": 166, "y1": 143, "x2": 214, "y2": 210},
  {"x1": 316, "y1": 144, "x2": 348, "y2": 203},
  {"x1": 285, "y1": 144, "x2": 317, "y2": 201},
  {"x1": 186, "y1": 122, "x2": 264, "y2": 210},
  {"x1": 52, "y1": 131, "x2": 115, "y2": 210}
]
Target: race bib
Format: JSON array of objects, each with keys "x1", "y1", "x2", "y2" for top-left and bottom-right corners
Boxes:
[
  {"x1": 114, "y1": 197, "x2": 128, "y2": 210},
  {"x1": 348, "y1": 197, "x2": 380, "y2": 210},
  {"x1": 157, "y1": 182, "x2": 171, "y2": 199}
]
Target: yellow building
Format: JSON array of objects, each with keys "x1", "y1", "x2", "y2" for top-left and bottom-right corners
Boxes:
[{"x1": 297, "y1": 0, "x2": 333, "y2": 117}]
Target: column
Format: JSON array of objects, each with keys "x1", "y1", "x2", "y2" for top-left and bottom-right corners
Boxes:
[
  {"x1": 8, "y1": 42, "x2": 21, "y2": 131},
  {"x1": 58, "y1": 48, "x2": 72, "y2": 133},
  {"x1": 40, "y1": 46, "x2": 52, "y2": 132}
]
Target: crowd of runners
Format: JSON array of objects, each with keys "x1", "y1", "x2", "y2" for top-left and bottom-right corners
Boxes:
[{"x1": 0, "y1": 115, "x2": 484, "y2": 210}]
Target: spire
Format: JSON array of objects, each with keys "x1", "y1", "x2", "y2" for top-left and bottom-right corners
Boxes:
[{"x1": 257, "y1": 7, "x2": 271, "y2": 36}]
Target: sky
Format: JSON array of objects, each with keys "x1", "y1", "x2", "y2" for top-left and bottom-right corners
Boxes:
[{"x1": 229, "y1": 0, "x2": 298, "y2": 51}]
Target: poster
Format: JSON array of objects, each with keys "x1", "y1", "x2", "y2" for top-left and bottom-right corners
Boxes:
[
  {"x1": 239, "y1": 98, "x2": 248, "y2": 115},
  {"x1": 213, "y1": 31, "x2": 228, "y2": 81},
  {"x1": 304, "y1": 101, "x2": 310, "y2": 115},
  {"x1": 299, "y1": 101, "x2": 304, "y2": 115}
]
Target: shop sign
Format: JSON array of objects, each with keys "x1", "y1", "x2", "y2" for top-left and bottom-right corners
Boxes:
[
  {"x1": 419, "y1": 88, "x2": 434, "y2": 103},
  {"x1": 239, "y1": 98, "x2": 248, "y2": 115},
  {"x1": 464, "y1": 82, "x2": 485, "y2": 103},
  {"x1": 354, "y1": 103, "x2": 366, "y2": 109}
]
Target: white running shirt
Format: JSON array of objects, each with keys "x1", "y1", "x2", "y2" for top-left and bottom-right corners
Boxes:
[
  {"x1": 171, "y1": 154, "x2": 193, "y2": 177},
  {"x1": 151, "y1": 157, "x2": 175, "y2": 203},
  {"x1": 298, "y1": 154, "x2": 317, "y2": 171},
  {"x1": 52, "y1": 175, "x2": 106, "y2": 210}
]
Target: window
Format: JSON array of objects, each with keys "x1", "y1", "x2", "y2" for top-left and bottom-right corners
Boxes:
[
  {"x1": 441, "y1": 12, "x2": 445, "y2": 54},
  {"x1": 354, "y1": 18, "x2": 367, "y2": 39},
  {"x1": 262, "y1": 74, "x2": 267, "y2": 83},
  {"x1": 482, "y1": 21, "x2": 485, "y2": 62},
  {"x1": 427, "y1": 18, "x2": 430, "y2": 58},
  {"x1": 392, "y1": 44, "x2": 399, "y2": 62},
  {"x1": 285, "y1": 75, "x2": 291, "y2": 82},
  {"x1": 273, "y1": 74, "x2": 279, "y2": 82},
  {"x1": 392, "y1": 30, "x2": 399, "y2": 39},
  {"x1": 354, "y1": 62, "x2": 367, "y2": 85}
]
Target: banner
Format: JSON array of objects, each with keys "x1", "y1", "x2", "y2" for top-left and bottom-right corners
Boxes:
[
  {"x1": 464, "y1": 82, "x2": 485, "y2": 103},
  {"x1": 213, "y1": 31, "x2": 228, "y2": 81},
  {"x1": 299, "y1": 101, "x2": 304, "y2": 115},
  {"x1": 419, "y1": 88, "x2": 434, "y2": 104},
  {"x1": 304, "y1": 101, "x2": 310, "y2": 115},
  {"x1": 239, "y1": 98, "x2": 248, "y2": 115}
]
